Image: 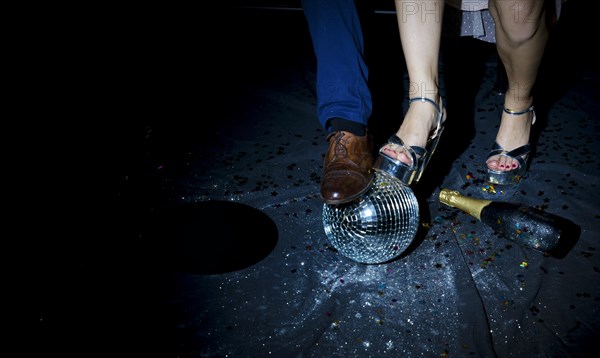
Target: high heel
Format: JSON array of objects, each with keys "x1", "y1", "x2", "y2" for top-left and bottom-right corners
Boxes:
[
  {"x1": 485, "y1": 104, "x2": 535, "y2": 185},
  {"x1": 374, "y1": 97, "x2": 445, "y2": 185}
]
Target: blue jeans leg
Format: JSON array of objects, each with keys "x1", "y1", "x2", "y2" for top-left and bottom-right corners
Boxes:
[{"x1": 301, "y1": 0, "x2": 372, "y2": 132}]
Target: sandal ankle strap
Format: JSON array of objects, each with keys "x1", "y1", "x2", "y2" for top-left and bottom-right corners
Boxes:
[
  {"x1": 409, "y1": 97, "x2": 441, "y2": 113},
  {"x1": 503, "y1": 104, "x2": 535, "y2": 116},
  {"x1": 503, "y1": 104, "x2": 536, "y2": 124}
]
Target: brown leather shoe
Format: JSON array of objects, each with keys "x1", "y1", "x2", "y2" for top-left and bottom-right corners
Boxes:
[{"x1": 321, "y1": 131, "x2": 374, "y2": 204}]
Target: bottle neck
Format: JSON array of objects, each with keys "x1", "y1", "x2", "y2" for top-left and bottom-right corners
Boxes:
[{"x1": 438, "y1": 189, "x2": 492, "y2": 220}]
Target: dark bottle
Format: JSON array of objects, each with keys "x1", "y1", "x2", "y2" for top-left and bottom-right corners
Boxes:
[{"x1": 438, "y1": 189, "x2": 579, "y2": 258}]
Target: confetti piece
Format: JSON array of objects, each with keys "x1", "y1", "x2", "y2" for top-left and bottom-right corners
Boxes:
[{"x1": 482, "y1": 184, "x2": 497, "y2": 194}]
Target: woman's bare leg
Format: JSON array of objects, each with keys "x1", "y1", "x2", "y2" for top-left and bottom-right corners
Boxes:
[
  {"x1": 382, "y1": 0, "x2": 446, "y2": 164},
  {"x1": 487, "y1": 0, "x2": 549, "y2": 171}
]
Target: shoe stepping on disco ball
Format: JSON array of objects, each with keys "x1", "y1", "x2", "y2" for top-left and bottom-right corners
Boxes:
[{"x1": 322, "y1": 168, "x2": 420, "y2": 264}]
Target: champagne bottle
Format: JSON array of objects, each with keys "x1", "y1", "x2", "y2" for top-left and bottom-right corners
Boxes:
[{"x1": 438, "y1": 189, "x2": 580, "y2": 258}]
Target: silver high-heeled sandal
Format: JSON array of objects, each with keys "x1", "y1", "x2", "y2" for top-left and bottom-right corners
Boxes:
[
  {"x1": 374, "y1": 97, "x2": 445, "y2": 185},
  {"x1": 485, "y1": 104, "x2": 536, "y2": 185}
]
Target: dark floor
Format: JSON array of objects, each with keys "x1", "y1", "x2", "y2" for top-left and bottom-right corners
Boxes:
[{"x1": 38, "y1": 2, "x2": 599, "y2": 357}]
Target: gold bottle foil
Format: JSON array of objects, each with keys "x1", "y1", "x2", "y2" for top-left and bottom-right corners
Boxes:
[{"x1": 438, "y1": 189, "x2": 492, "y2": 220}]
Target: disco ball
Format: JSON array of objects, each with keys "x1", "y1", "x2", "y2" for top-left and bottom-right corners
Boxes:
[{"x1": 322, "y1": 169, "x2": 420, "y2": 264}]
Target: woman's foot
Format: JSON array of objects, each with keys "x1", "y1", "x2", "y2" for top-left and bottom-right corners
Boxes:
[
  {"x1": 485, "y1": 99, "x2": 535, "y2": 185},
  {"x1": 375, "y1": 96, "x2": 446, "y2": 184},
  {"x1": 486, "y1": 105, "x2": 535, "y2": 172},
  {"x1": 381, "y1": 96, "x2": 446, "y2": 165}
]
